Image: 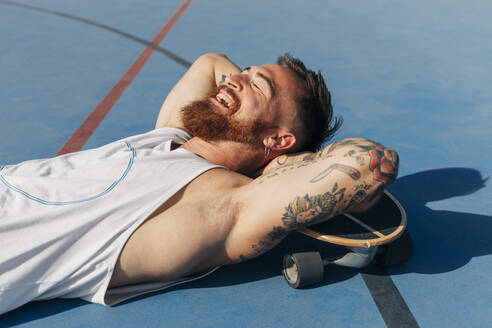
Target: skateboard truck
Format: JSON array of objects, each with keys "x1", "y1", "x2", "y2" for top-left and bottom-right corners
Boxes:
[
  {"x1": 330, "y1": 246, "x2": 378, "y2": 268},
  {"x1": 282, "y1": 247, "x2": 378, "y2": 289},
  {"x1": 282, "y1": 191, "x2": 413, "y2": 289}
]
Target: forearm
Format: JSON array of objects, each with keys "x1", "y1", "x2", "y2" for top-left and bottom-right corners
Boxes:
[
  {"x1": 208, "y1": 53, "x2": 242, "y2": 86},
  {"x1": 181, "y1": 52, "x2": 241, "y2": 88},
  {"x1": 156, "y1": 53, "x2": 241, "y2": 129},
  {"x1": 252, "y1": 151, "x2": 314, "y2": 178},
  {"x1": 243, "y1": 138, "x2": 399, "y2": 231}
]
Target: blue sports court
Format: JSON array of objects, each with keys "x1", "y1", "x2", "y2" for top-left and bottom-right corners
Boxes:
[{"x1": 1, "y1": 0, "x2": 491, "y2": 326}]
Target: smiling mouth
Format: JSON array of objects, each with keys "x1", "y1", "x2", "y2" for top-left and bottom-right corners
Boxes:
[
  {"x1": 216, "y1": 93, "x2": 232, "y2": 109},
  {"x1": 212, "y1": 86, "x2": 240, "y2": 112}
]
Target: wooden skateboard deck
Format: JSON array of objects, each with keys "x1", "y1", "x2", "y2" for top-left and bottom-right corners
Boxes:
[{"x1": 299, "y1": 190, "x2": 406, "y2": 248}]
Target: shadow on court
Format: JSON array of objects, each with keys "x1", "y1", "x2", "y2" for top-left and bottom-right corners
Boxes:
[
  {"x1": 389, "y1": 167, "x2": 490, "y2": 275},
  {"x1": 126, "y1": 167, "x2": 491, "y2": 293},
  {"x1": 1, "y1": 167, "x2": 488, "y2": 325},
  {"x1": 0, "y1": 298, "x2": 88, "y2": 327}
]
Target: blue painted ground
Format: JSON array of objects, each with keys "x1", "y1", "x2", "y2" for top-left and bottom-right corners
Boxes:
[{"x1": 0, "y1": 0, "x2": 491, "y2": 327}]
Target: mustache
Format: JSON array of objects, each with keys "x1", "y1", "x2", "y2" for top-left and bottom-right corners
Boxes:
[{"x1": 180, "y1": 91, "x2": 270, "y2": 145}]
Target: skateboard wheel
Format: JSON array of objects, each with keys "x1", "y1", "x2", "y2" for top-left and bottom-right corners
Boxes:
[
  {"x1": 282, "y1": 251, "x2": 324, "y2": 289},
  {"x1": 375, "y1": 230, "x2": 413, "y2": 267}
]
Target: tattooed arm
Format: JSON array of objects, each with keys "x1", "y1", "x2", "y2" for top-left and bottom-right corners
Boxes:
[
  {"x1": 225, "y1": 138, "x2": 399, "y2": 262},
  {"x1": 156, "y1": 53, "x2": 241, "y2": 129}
]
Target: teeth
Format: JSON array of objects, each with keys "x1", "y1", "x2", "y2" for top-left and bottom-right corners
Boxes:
[{"x1": 216, "y1": 93, "x2": 233, "y2": 108}]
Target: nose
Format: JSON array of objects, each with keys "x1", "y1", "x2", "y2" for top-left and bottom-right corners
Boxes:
[{"x1": 226, "y1": 74, "x2": 243, "y2": 92}]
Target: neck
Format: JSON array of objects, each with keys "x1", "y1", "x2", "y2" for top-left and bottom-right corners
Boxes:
[{"x1": 181, "y1": 137, "x2": 267, "y2": 176}]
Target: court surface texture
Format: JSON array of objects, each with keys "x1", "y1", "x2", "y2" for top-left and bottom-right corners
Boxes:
[{"x1": 0, "y1": 0, "x2": 491, "y2": 327}]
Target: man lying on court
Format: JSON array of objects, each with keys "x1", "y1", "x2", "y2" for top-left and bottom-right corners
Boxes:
[{"x1": 0, "y1": 53, "x2": 398, "y2": 314}]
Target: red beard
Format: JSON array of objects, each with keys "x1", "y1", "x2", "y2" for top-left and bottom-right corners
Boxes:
[{"x1": 181, "y1": 86, "x2": 271, "y2": 145}]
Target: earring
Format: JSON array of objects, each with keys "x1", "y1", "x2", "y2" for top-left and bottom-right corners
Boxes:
[
  {"x1": 277, "y1": 155, "x2": 287, "y2": 165},
  {"x1": 264, "y1": 146, "x2": 271, "y2": 159}
]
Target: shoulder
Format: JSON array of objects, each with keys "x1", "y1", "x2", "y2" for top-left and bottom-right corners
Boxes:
[{"x1": 187, "y1": 167, "x2": 252, "y2": 198}]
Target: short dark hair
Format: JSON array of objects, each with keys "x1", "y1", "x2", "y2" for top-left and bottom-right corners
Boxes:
[{"x1": 277, "y1": 53, "x2": 342, "y2": 152}]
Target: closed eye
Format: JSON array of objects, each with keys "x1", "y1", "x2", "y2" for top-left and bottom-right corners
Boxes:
[
  {"x1": 252, "y1": 80, "x2": 266, "y2": 96},
  {"x1": 243, "y1": 66, "x2": 272, "y2": 97}
]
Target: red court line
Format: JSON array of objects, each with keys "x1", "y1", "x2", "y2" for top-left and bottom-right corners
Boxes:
[{"x1": 57, "y1": 0, "x2": 192, "y2": 155}]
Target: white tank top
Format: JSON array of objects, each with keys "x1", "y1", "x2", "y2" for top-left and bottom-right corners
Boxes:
[{"x1": 0, "y1": 128, "x2": 223, "y2": 314}]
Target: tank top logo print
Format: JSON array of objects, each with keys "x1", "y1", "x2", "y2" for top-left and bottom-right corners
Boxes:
[{"x1": 0, "y1": 141, "x2": 136, "y2": 205}]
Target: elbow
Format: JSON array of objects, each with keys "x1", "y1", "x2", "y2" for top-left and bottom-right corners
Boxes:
[
  {"x1": 336, "y1": 138, "x2": 400, "y2": 186},
  {"x1": 196, "y1": 52, "x2": 228, "y2": 63},
  {"x1": 351, "y1": 146, "x2": 399, "y2": 213},
  {"x1": 368, "y1": 143, "x2": 399, "y2": 187},
  {"x1": 344, "y1": 140, "x2": 399, "y2": 214}
]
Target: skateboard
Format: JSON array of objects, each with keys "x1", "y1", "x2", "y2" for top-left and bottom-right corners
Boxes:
[{"x1": 282, "y1": 190, "x2": 413, "y2": 288}]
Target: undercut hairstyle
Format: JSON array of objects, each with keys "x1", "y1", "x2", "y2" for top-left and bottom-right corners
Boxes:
[{"x1": 277, "y1": 53, "x2": 342, "y2": 152}]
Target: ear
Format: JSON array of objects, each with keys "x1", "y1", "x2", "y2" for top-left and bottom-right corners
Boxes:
[{"x1": 263, "y1": 131, "x2": 297, "y2": 152}]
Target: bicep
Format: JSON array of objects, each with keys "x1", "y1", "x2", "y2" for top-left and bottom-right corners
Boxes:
[
  {"x1": 246, "y1": 138, "x2": 398, "y2": 228},
  {"x1": 155, "y1": 53, "x2": 241, "y2": 129},
  {"x1": 224, "y1": 138, "x2": 398, "y2": 261}
]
